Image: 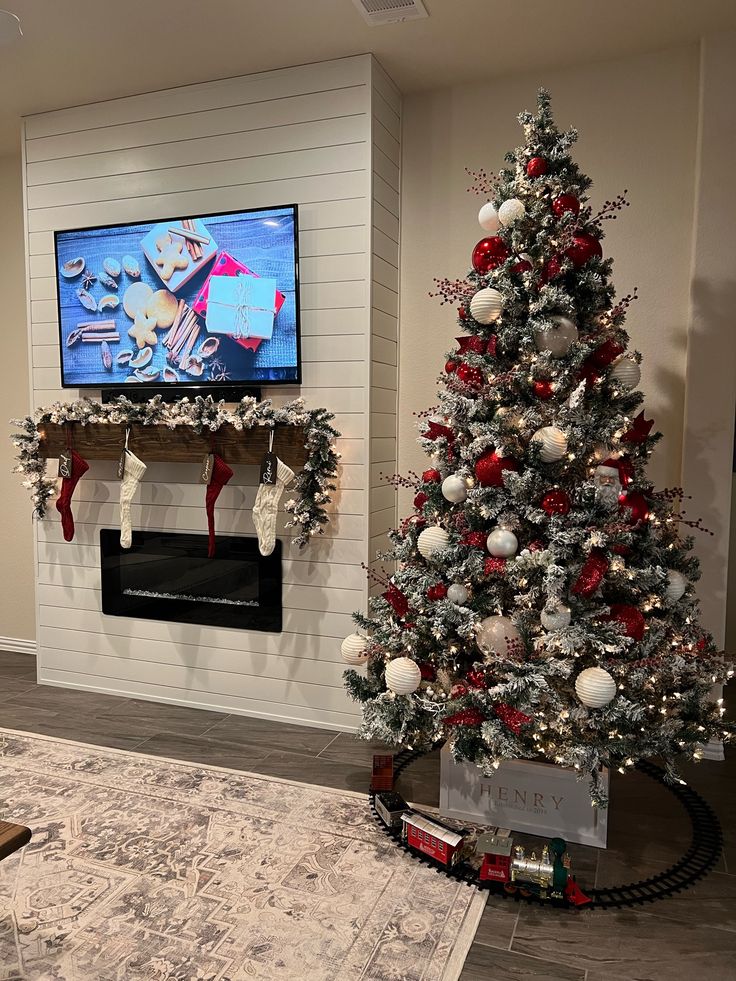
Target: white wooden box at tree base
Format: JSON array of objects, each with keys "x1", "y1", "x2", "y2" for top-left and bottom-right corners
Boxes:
[{"x1": 439, "y1": 745, "x2": 609, "y2": 848}]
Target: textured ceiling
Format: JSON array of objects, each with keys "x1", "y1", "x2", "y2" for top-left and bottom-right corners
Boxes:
[{"x1": 1, "y1": 0, "x2": 735, "y2": 155}]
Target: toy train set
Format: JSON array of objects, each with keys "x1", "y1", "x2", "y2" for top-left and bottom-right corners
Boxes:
[{"x1": 374, "y1": 789, "x2": 591, "y2": 907}]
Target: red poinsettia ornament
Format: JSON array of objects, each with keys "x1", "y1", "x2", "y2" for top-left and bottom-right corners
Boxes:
[
  {"x1": 426, "y1": 582, "x2": 448, "y2": 601},
  {"x1": 462, "y1": 530, "x2": 487, "y2": 549},
  {"x1": 383, "y1": 584, "x2": 409, "y2": 618},
  {"x1": 623, "y1": 411, "x2": 655, "y2": 444},
  {"x1": 603, "y1": 603, "x2": 646, "y2": 642},
  {"x1": 456, "y1": 335, "x2": 486, "y2": 355},
  {"x1": 494, "y1": 703, "x2": 532, "y2": 735}
]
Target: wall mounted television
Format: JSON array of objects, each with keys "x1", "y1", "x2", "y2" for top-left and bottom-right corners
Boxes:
[{"x1": 54, "y1": 204, "x2": 301, "y2": 390}]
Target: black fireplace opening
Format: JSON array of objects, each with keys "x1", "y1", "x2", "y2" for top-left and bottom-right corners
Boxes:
[{"x1": 100, "y1": 530, "x2": 282, "y2": 632}]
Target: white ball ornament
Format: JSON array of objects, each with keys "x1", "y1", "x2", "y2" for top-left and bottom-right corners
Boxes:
[
  {"x1": 340, "y1": 633, "x2": 370, "y2": 665},
  {"x1": 531, "y1": 426, "x2": 568, "y2": 463},
  {"x1": 575, "y1": 667, "x2": 617, "y2": 708},
  {"x1": 447, "y1": 583, "x2": 469, "y2": 605},
  {"x1": 441, "y1": 475, "x2": 468, "y2": 504},
  {"x1": 666, "y1": 569, "x2": 687, "y2": 603},
  {"x1": 486, "y1": 528, "x2": 518, "y2": 557},
  {"x1": 498, "y1": 197, "x2": 525, "y2": 226},
  {"x1": 609, "y1": 356, "x2": 641, "y2": 390},
  {"x1": 385, "y1": 657, "x2": 422, "y2": 695},
  {"x1": 476, "y1": 615, "x2": 521, "y2": 658},
  {"x1": 417, "y1": 526, "x2": 450, "y2": 562},
  {"x1": 541, "y1": 604, "x2": 571, "y2": 632},
  {"x1": 478, "y1": 201, "x2": 500, "y2": 233},
  {"x1": 469, "y1": 287, "x2": 504, "y2": 324},
  {"x1": 533, "y1": 316, "x2": 579, "y2": 358}
]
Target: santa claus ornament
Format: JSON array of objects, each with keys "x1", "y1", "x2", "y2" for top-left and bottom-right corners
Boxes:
[{"x1": 593, "y1": 458, "x2": 623, "y2": 507}]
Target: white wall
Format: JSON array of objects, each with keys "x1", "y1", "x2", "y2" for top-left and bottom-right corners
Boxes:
[
  {"x1": 22, "y1": 55, "x2": 400, "y2": 729},
  {"x1": 397, "y1": 44, "x2": 700, "y2": 515},
  {"x1": 0, "y1": 154, "x2": 35, "y2": 646}
]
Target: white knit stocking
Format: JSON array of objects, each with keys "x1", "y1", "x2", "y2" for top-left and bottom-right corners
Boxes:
[
  {"x1": 252, "y1": 458, "x2": 294, "y2": 556},
  {"x1": 119, "y1": 450, "x2": 147, "y2": 549}
]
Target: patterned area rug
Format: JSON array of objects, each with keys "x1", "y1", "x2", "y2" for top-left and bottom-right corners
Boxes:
[{"x1": 0, "y1": 728, "x2": 485, "y2": 981}]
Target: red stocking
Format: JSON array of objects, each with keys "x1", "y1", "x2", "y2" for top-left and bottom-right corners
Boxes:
[
  {"x1": 56, "y1": 449, "x2": 89, "y2": 542},
  {"x1": 206, "y1": 454, "x2": 233, "y2": 558}
]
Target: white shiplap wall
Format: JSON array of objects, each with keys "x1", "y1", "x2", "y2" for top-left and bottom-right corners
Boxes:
[{"x1": 22, "y1": 55, "x2": 401, "y2": 731}]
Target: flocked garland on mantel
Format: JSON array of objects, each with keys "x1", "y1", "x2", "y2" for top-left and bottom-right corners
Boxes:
[{"x1": 11, "y1": 395, "x2": 340, "y2": 549}]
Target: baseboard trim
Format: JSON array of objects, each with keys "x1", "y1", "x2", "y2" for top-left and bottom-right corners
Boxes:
[{"x1": 0, "y1": 636, "x2": 37, "y2": 656}]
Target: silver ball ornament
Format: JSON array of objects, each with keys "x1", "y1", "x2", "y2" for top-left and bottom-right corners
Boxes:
[
  {"x1": 441, "y1": 474, "x2": 468, "y2": 504},
  {"x1": 541, "y1": 604, "x2": 571, "y2": 631},
  {"x1": 609, "y1": 356, "x2": 641, "y2": 389},
  {"x1": 665, "y1": 569, "x2": 687, "y2": 603},
  {"x1": 486, "y1": 528, "x2": 518, "y2": 557},
  {"x1": 447, "y1": 583, "x2": 469, "y2": 605},
  {"x1": 575, "y1": 667, "x2": 616, "y2": 708},
  {"x1": 476, "y1": 615, "x2": 521, "y2": 658},
  {"x1": 533, "y1": 316, "x2": 579, "y2": 358}
]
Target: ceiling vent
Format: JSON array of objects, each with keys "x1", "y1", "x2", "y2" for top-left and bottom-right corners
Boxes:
[{"x1": 351, "y1": 0, "x2": 428, "y2": 26}]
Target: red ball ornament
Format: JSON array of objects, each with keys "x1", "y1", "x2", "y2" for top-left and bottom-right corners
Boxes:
[
  {"x1": 484, "y1": 556, "x2": 507, "y2": 576},
  {"x1": 418, "y1": 662, "x2": 437, "y2": 681},
  {"x1": 533, "y1": 379, "x2": 554, "y2": 400},
  {"x1": 565, "y1": 231, "x2": 603, "y2": 268},
  {"x1": 474, "y1": 450, "x2": 520, "y2": 487},
  {"x1": 456, "y1": 362, "x2": 484, "y2": 390},
  {"x1": 445, "y1": 359, "x2": 457, "y2": 374},
  {"x1": 511, "y1": 258, "x2": 533, "y2": 275},
  {"x1": 604, "y1": 603, "x2": 646, "y2": 642},
  {"x1": 552, "y1": 194, "x2": 581, "y2": 218},
  {"x1": 413, "y1": 491, "x2": 428, "y2": 509},
  {"x1": 422, "y1": 468, "x2": 442, "y2": 484},
  {"x1": 541, "y1": 489, "x2": 571, "y2": 516},
  {"x1": 426, "y1": 582, "x2": 448, "y2": 601},
  {"x1": 457, "y1": 306, "x2": 469, "y2": 321},
  {"x1": 541, "y1": 255, "x2": 563, "y2": 284},
  {"x1": 526, "y1": 156, "x2": 548, "y2": 177},
  {"x1": 462, "y1": 530, "x2": 487, "y2": 549},
  {"x1": 620, "y1": 491, "x2": 649, "y2": 525},
  {"x1": 472, "y1": 236, "x2": 510, "y2": 274},
  {"x1": 571, "y1": 548, "x2": 610, "y2": 597}
]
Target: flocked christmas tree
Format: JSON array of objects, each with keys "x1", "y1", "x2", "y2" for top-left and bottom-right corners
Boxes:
[{"x1": 343, "y1": 90, "x2": 731, "y2": 804}]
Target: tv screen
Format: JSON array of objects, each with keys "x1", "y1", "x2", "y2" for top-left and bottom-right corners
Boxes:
[{"x1": 54, "y1": 204, "x2": 300, "y2": 389}]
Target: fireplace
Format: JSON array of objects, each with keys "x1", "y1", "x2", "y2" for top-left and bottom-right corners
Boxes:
[{"x1": 100, "y1": 530, "x2": 282, "y2": 632}]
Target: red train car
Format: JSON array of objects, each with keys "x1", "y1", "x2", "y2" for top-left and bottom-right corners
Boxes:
[
  {"x1": 371, "y1": 754, "x2": 394, "y2": 792},
  {"x1": 401, "y1": 812, "x2": 466, "y2": 867},
  {"x1": 478, "y1": 833, "x2": 513, "y2": 882}
]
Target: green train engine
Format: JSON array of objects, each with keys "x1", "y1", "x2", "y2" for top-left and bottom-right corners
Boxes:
[{"x1": 478, "y1": 834, "x2": 590, "y2": 906}]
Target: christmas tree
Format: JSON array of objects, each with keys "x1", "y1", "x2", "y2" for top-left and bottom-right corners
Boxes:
[{"x1": 343, "y1": 91, "x2": 731, "y2": 804}]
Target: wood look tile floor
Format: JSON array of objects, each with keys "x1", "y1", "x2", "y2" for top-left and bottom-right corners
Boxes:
[{"x1": 0, "y1": 651, "x2": 733, "y2": 981}]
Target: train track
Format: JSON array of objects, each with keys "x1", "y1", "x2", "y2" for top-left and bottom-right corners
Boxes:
[{"x1": 369, "y1": 750, "x2": 723, "y2": 910}]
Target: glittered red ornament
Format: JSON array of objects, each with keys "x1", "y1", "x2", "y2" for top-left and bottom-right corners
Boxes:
[
  {"x1": 552, "y1": 193, "x2": 581, "y2": 218},
  {"x1": 494, "y1": 702, "x2": 532, "y2": 735},
  {"x1": 533, "y1": 379, "x2": 554, "y2": 400},
  {"x1": 511, "y1": 258, "x2": 533, "y2": 275},
  {"x1": 474, "y1": 450, "x2": 520, "y2": 487},
  {"x1": 445, "y1": 360, "x2": 457, "y2": 374},
  {"x1": 541, "y1": 489, "x2": 571, "y2": 516},
  {"x1": 456, "y1": 335, "x2": 486, "y2": 355},
  {"x1": 526, "y1": 156, "x2": 548, "y2": 177},
  {"x1": 413, "y1": 492, "x2": 428, "y2": 509},
  {"x1": 383, "y1": 584, "x2": 409, "y2": 617},
  {"x1": 565, "y1": 231, "x2": 603, "y2": 268},
  {"x1": 472, "y1": 236, "x2": 510, "y2": 274},
  {"x1": 591, "y1": 340, "x2": 625, "y2": 369},
  {"x1": 623, "y1": 411, "x2": 655, "y2": 444},
  {"x1": 466, "y1": 668, "x2": 489, "y2": 689},
  {"x1": 456, "y1": 362, "x2": 484, "y2": 390},
  {"x1": 422, "y1": 468, "x2": 442, "y2": 484},
  {"x1": 443, "y1": 707, "x2": 486, "y2": 727},
  {"x1": 620, "y1": 491, "x2": 649, "y2": 525},
  {"x1": 571, "y1": 548, "x2": 610, "y2": 597},
  {"x1": 450, "y1": 683, "x2": 468, "y2": 699},
  {"x1": 541, "y1": 255, "x2": 563, "y2": 284},
  {"x1": 418, "y1": 662, "x2": 437, "y2": 681},
  {"x1": 484, "y1": 556, "x2": 507, "y2": 576},
  {"x1": 486, "y1": 335, "x2": 498, "y2": 356},
  {"x1": 603, "y1": 603, "x2": 646, "y2": 642},
  {"x1": 426, "y1": 582, "x2": 448, "y2": 601},
  {"x1": 462, "y1": 530, "x2": 487, "y2": 549}
]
